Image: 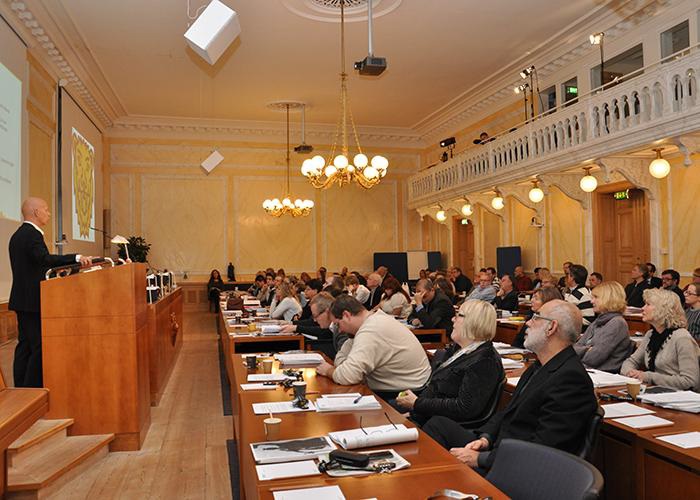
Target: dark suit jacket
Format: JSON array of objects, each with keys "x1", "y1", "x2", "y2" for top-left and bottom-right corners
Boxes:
[
  {"x1": 625, "y1": 280, "x2": 651, "y2": 308},
  {"x1": 454, "y1": 274, "x2": 473, "y2": 295},
  {"x1": 409, "y1": 288, "x2": 455, "y2": 334},
  {"x1": 477, "y1": 346, "x2": 597, "y2": 468},
  {"x1": 9, "y1": 223, "x2": 77, "y2": 313},
  {"x1": 493, "y1": 290, "x2": 519, "y2": 311},
  {"x1": 412, "y1": 342, "x2": 504, "y2": 426},
  {"x1": 364, "y1": 285, "x2": 384, "y2": 310}
]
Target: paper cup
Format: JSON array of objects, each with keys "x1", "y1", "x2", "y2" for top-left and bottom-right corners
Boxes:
[
  {"x1": 262, "y1": 359, "x2": 273, "y2": 374},
  {"x1": 245, "y1": 355, "x2": 257, "y2": 370},
  {"x1": 292, "y1": 381, "x2": 307, "y2": 400},
  {"x1": 627, "y1": 380, "x2": 641, "y2": 399},
  {"x1": 263, "y1": 417, "x2": 281, "y2": 441}
]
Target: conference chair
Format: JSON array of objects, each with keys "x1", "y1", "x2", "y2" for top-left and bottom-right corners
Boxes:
[
  {"x1": 457, "y1": 377, "x2": 506, "y2": 429},
  {"x1": 578, "y1": 405, "x2": 605, "y2": 462},
  {"x1": 485, "y1": 439, "x2": 604, "y2": 500}
]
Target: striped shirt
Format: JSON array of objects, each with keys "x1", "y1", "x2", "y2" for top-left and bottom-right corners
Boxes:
[
  {"x1": 565, "y1": 285, "x2": 595, "y2": 328},
  {"x1": 686, "y1": 308, "x2": 700, "y2": 340}
]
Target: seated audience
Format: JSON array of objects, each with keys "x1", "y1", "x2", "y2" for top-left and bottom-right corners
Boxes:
[
  {"x1": 351, "y1": 270, "x2": 367, "y2": 287},
  {"x1": 625, "y1": 263, "x2": 652, "y2": 308},
  {"x1": 423, "y1": 300, "x2": 597, "y2": 471},
  {"x1": 299, "y1": 271, "x2": 312, "y2": 284},
  {"x1": 574, "y1": 281, "x2": 633, "y2": 372},
  {"x1": 281, "y1": 292, "x2": 348, "y2": 359},
  {"x1": 324, "y1": 275, "x2": 346, "y2": 296},
  {"x1": 378, "y1": 277, "x2": 412, "y2": 319},
  {"x1": 513, "y1": 266, "x2": 532, "y2": 291},
  {"x1": 493, "y1": 274, "x2": 518, "y2": 311},
  {"x1": 563, "y1": 264, "x2": 595, "y2": 328},
  {"x1": 450, "y1": 267, "x2": 473, "y2": 295},
  {"x1": 299, "y1": 279, "x2": 323, "y2": 320},
  {"x1": 375, "y1": 265, "x2": 390, "y2": 284},
  {"x1": 316, "y1": 296, "x2": 431, "y2": 400},
  {"x1": 346, "y1": 275, "x2": 370, "y2": 304},
  {"x1": 621, "y1": 288, "x2": 700, "y2": 391},
  {"x1": 684, "y1": 283, "x2": 700, "y2": 340},
  {"x1": 396, "y1": 300, "x2": 504, "y2": 426},
  {"x1": 557, "y1": 261, "x2": 573, "y2": 288},
  {"x1": 646, "y1": 262, "x2": 662, "y2": 288},
  {"x1": 409, "y1": 279, "x2": 456, "y2": 334},
  {"x1": 486, "y1": 267, "x2": 500, "y2": 291},
  {"x1": 340, "y1": 266, "x2": 348, "y2": 279},
  {"x1": 207, "y1": 269, "x2": 225, "y2": 312},
  {"x1": 247, "y1": 274, "x2": 266, "y2": 297},
  {"x1": 512, "y1": 286, "x2": 563, "y2": 348},
  {"x1": 661, "y1": 269, "x2": 686, "y2": 307},
  {"x1": 258, "y1": 272, "x2": 278, "y2": 306},
  {"x1": 435, "y1": 277, "x2": 457, "y2": 305},
  {"x1": 317, "y1": 266, "x2": 327, "y2": 284},
  {"x1": 531, "y1": 267, "x2": 542, "y2": 290},
  {"x1": 269, "y1": 282, "x2": 302, "y2": 321},
  {"x1": 588, "y1": 272, "x2": 603, "y2": 289},
  {"x1": 466, "y1": 272, "x2": 497, "y2": 303},
  {"x1": 693, "y1": 267, "x2": 700, "y2": 287},
  {"x1": 419, "y1": 269, "x2": 429, "y2": 280},
  {"x1": 538, "y1": 267, "x2": 557, "y2": 288},
  {"x1": 364, "y1": 272, "x2": 384, "y2": 310}
]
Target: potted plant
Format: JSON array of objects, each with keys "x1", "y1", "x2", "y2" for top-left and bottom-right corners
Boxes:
[{"x1": 117, "y1": 236, "x2": 151, "y2": 263}]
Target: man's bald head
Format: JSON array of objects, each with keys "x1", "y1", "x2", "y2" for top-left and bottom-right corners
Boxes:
[{"x1": 21, "y1": 197, "x2": 51, "y2": 227}]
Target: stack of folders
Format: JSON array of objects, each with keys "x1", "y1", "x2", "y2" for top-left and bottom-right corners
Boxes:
[
  {"x1": 500, "y1": 358, "x2": 524, "y2": 370},
  {"x1": 585, "y1": 368, "x2": 639, "y2": 388},
  {"x1": 493, "y1": 342, "x2": 530, "y2": 355},
  {"x1": 328, "y1": 424, "x2": 419, "y2": 450},
  {"x1": 274, "y1": 353, "x2": 324, "y2": 365},
  {"x1": 315, "y1": 394, "x2": 381, "y2": 412},
  {"x1": 640, "y1": 391, "x2": 700, "y2": 413},
  {"x1": 260, "y1": 324, "x2": 283, "y2": 335}
]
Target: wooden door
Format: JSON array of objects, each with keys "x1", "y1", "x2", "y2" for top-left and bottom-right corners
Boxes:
[
  {"x1": 452, "y1": 216, "x2": 475, "y2": 278},
  {"x1": 594, "y1": 186, "x2": 650, "y2": 284}
]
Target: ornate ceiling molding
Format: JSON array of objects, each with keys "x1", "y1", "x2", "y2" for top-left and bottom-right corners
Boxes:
[
  {"x1": 539, "y1": 172, "x2": 591, "y2": 209},
  {"x1": 597, "y1": 157, "x2": 661, "y2": 200}
]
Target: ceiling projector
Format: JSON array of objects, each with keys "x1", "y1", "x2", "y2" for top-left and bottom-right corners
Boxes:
[{"x1": 354, "y1": 56, "x2": 387, "y2": 76}]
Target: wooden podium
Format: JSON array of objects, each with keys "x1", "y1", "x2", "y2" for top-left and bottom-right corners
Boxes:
[{"x1": 41, "y1": 263, "x2": 151, "y2": 451}]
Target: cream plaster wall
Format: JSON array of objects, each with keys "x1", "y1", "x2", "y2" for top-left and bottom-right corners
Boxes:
[
  {"x1": 106, "y1": 138, "x2": 423, "y2": 279},
  {"x1": 508, "y1": 198, "x2": 538, "y2": 271},
  {"x1": 668, "y1": 156, "x2": 700, "y2": 282},
  {"x1": 480, "y1": 208, "x2": 502, "y2": 268},
  {"x1": 545, "y1": 186, "x2": 585, "y2": 274}
]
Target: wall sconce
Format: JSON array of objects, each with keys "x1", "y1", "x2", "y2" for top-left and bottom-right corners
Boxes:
[
  {"x1": 579, "y1": 166, "x2": 598, "y2": 192},
  {"x1": 528, "y1": 180, "x2": 544, "y2": 203},
  {"x1": 461, "y1": 201, "x2": 473, "y2": 216},
  {"x1": 491, "y1": 189, "x2": 504, "y2": 210},
  {"x1": 436, "y1": 205, "x2": 447, "y2": 222},
  {"x1": 649, "y1": 148, "x2": 671, "y2": 179}
]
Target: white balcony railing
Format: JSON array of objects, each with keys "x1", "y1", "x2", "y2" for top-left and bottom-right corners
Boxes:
[{"x1": 408, "y1": 45, "x2": 700, "y2": 208}]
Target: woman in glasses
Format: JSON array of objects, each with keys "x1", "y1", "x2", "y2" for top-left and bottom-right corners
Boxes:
[
  {"x1": 511, "y1": 286, "x2": 563, "y2": 348},
  {"x1": 684, "y1": 283, "x2": 700, "y2": 340},
  {"x1": 573, "y1": 281, "x2": 633, "y2": 373},
  {"x1": 621, "y1": 288, "x2": 700, "y2": 391},
  {"x1": 395, "y1": 299, "x2": 504, "y2": 426}
]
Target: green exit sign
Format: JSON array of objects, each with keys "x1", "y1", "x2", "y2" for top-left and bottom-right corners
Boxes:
[{"x1": 614, "y1": 189, "x2": 630, "y2": 200}]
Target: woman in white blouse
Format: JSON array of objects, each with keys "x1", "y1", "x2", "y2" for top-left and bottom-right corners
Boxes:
[
  {"x1": 346, "y1": 274, "x2": 370, "y2": 304},
  {"x1": 378, "y1": 277, "x2": 412, "y2": 319},
  {"x1": 269, "y1": 282, "x2": 303, "y2": 321}
]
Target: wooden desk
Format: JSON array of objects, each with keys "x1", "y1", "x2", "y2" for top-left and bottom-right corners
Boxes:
[
  {"x1": 495, "y1": 321, "x2": 522, "y2": 344},
  {"x1": 235, "y1": 356, "x2": 506, "y2": 500},
  {"x1": 0, "y1": 388, "x2": 49, "y2": 497},
  {"x1": 501, "y1": 367, "x2": 700, "y2": 499},
  {"x1": 146, "y1": 287, "x2": 183, "y2": 405},
  {"x1": 624, "y1": 314, "x2": 649, "y2": 334},
  {"x1": 411, "y1": 328, "x2": 448, "y2": 348}
]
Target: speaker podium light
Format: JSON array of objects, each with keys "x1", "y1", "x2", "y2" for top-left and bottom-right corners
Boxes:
[{"x1": 184, "y1": 0, "x2": 240, "y2": 65}]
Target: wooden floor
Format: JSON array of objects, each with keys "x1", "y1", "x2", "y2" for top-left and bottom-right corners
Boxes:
[{"x1": 0, "y1": 312, "x2": 234, "y2": 499}]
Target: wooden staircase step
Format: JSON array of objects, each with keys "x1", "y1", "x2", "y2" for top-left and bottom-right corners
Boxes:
[
  {"x1": 9, "y1": 419, "x2": 74, "y2": 455},
  {"x1": 7, "y1": 434, "x2": 114, "y2": 498}
]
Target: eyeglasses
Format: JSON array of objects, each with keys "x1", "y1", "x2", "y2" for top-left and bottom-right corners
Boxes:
[
  {"x1": 360, "y1": 412, "x2": 398, "y2": 435},
  {"x1": 531, "y1": 312, "x2": 556, "y2": 323},
  {"x1": 311, "y1": 309, "x2": 328, "y2": 321},
  {"x1": 684, "y1": 290, "x2": 698, "y2": 296}
]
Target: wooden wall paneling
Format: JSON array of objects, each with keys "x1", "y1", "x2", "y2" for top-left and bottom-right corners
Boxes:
[
  {"x1": 146, "y1": 288, "x2": 183, "y2": 405},
  {"x1": 452, "y1": 216, "x2": 475, "y2": 278},
  {"x1": 0, "y1": 304, "x2": 18, "y2": 345}
]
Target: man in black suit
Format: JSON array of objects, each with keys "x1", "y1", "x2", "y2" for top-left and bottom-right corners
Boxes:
[
  {"x1": 363, "y1": 273, "x2": 384, "y2": 310},
  {"x1": 423, "y1": 300, "x2": 597, "y2": 471},
  {"x1": 450, "y1": 266, "x2": 473, "y2": 296},
  {"x1": 408, "y1": 279, "x2": 455, "y2": 334},
  {"x1": 9, "y1": 197, "x2": 92, "y2": 387}
]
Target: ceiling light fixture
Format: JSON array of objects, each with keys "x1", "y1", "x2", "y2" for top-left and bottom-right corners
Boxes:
[
  {"x1": 436, "y1": 205, "x2": 447, "y2": 222},
  {"x1": 301, "y1": 0, "x2": 388, "y2": 189},
  {"x1": 263, "y1": 103, "x2": 314, "y2": 217},
  {"x1": 461, "y1": 200, "x2": 473, "y2": 216},
  {"x1": 649, "y1": 148, "x2": 671, "y2": 179},
  {"x1": 579, "y1": 167, "x2": 598, "y2": 192},
  {"x1": 491, "y1": 189, "x2": 505, "y2": 210},
  {"x1": 528, "y1": 180, "x2": 544, "y2": 203}
]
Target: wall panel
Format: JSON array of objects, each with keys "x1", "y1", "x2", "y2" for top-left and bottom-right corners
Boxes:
[{"x1": 547, "y1": 186, "x2": 584, "y2": 272}]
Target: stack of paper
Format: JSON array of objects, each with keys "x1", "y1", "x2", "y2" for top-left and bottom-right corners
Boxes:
[
  {"x1": 252, "y1": 401, "x2": 316, "y2": 415},
  {"x1": 256, "y1": 460, "x2": 321, "y2": 481},
  {"x1": 493, "y1": 342, "x2": 530, "y2": 355},
  {"x1": 507, "y1": 376, "x2": 521, "y2": 386},
  {"x1": 657, "y1": 431, "x2": 700, "y2": 449},
  {"x1": 240, "y1": 383, "x2": 277, "y2": 391},
  {"x1": 315, "y1": 395, "x2": 381, "y2": 412},
  {"x1": 500, "y1": 358, "x2": 524, "y2": 369},
  {"x1": 273, "y1": 485, "x2": 345, "y2": 500},
  {"x1": 260, "y1": 324, "x2": 283, "y2": 334},
  {"x1": 247, "y1": 373, "x2": 295, "y2": 382},
  {"x1": 586, "y1": 368, "x2": 639, "y2": 388},
  {"x1": 250, "y1": 436, "x2": 335, "y2": 464},
  {"x1": 243, "y1": 298, "x2": 261, "y2": 306},
  {"x1": 328, "y1": 424, "x2": 418, "y2": 450},
  {"x1": 602, "y1": 402, "x2": 655, "y2": 418},
  {"x1": 274, "y1": 353, "x2": 324, "y2": 365},
  {"x1": 640, "y1": 391, "x2": 700, "y2": 413},
  {"x1": 612, "y1": 415, "x2": 674, "y2": 429}
]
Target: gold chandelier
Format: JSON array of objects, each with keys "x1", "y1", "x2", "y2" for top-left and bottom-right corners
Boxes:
[
  {"x1": 263, "y1": 103, "x2": 314, "y2": 217},
  {"x1": 300, "y1": 0, "x2": 388, "y2": 189}
]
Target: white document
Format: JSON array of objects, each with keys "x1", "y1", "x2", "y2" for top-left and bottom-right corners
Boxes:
[
  {"x1": 657, "y1": 431, "x2": 700, "y2": 449},
  {"x1": 256, "y1": 460, "x2": 321, "y2": 481},
  {"x1": 261, "y1": 324, "x2": 282, "y2": 334},
  {"x1": 301, "y1": 333, "x2": 319, "y2": 341},
  {"x1": 612, "y1": 415, "x2": 674, "y2": 429},
  {"x1": 240, "y1": 383, "x2": 277, "y2": 391},
  {"x1": 251, "y1": 436, "x2": 336, "y2": 464},
  {"x1": 273, "y1": 486, "x2": 345, "y2": 500},
  {"x1": 275, "y1": 353, "x2": 324, "y2": 365},
  {"x1": 507, "y1": 377, "x2": 521, "y2": 386},
  {"x1": 321, "y1": 392, "x2": 362, "y2": 399},
  {"x1": 586, "y1": 368, "x2": 639, "y2": 388},
  {"x1": 328, "y1": 424, "x2": 419, "y2": 450},
  {"x1": 602, "y1": 402, "x2": 655, "y2": 419},
  {"x1": 500, "y1": 358, "x2": 524, "y2": 369},
  {"x1": 252, "y1": 401, "x2": 316, "y2": 415},
  {"x1": 247, "y1": 374, "x2": 294, "y2": 382},
  {"x1": 493, "y1": 342, "x2": 530, "y2": 355},
  {"x1": 315, "y1": 395, "x2": 381, "y2": 412}
]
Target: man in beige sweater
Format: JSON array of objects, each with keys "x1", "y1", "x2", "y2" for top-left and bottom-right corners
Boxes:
[{"x1": 316, "y1": 295, "x2": 431, "y2": 400}]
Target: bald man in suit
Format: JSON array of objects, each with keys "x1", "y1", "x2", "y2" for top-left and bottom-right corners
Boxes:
[{"x1": 9, "y1": 198, "x2": 93, "y2": 387}]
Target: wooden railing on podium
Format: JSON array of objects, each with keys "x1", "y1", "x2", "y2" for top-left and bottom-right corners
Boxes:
[{"x1": 41, "y1": 263, "x2": 150, "y2": 451}]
